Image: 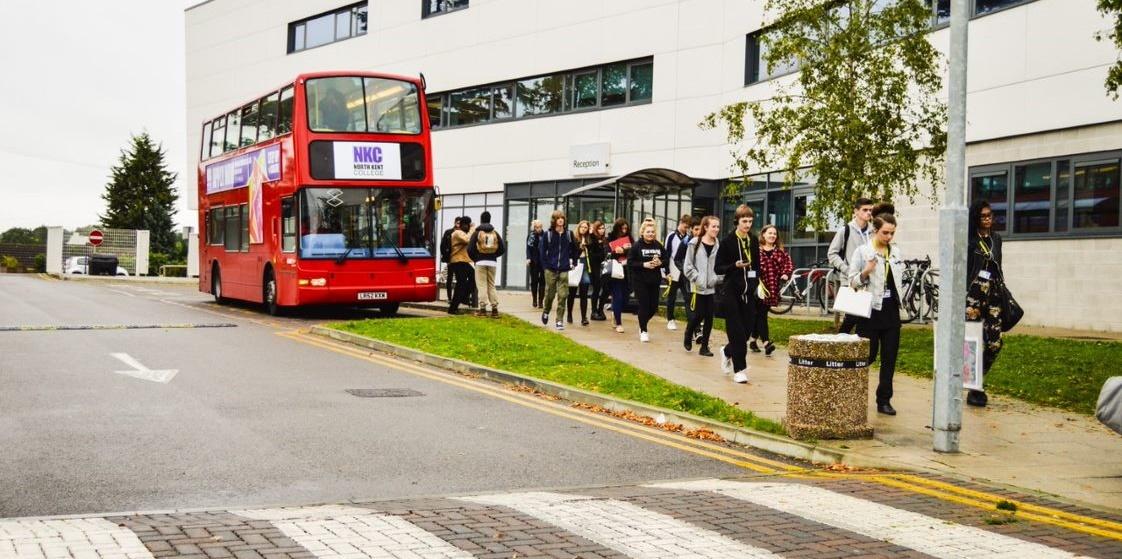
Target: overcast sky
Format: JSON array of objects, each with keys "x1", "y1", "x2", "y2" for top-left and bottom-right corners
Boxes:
[{"x1": 0, "y1": 1, "x2": 190, "y2": 232}]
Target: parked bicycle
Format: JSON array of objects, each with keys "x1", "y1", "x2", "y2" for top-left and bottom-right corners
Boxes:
[
  {"x1": 771, "y1": 258, "x2": 834, "y2": 315},
  {"x1": 899, "y1": 256, "x2": 939, "y2": 323}
]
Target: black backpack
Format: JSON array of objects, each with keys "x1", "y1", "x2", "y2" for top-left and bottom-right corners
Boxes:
[{"x1": 440, "y1": 229, "x2": 453, "y2": 262}]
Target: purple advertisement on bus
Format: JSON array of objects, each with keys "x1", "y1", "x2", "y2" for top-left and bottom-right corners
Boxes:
[{"x1": 205, "y1": 144, "x2": 281, "y2": 195}]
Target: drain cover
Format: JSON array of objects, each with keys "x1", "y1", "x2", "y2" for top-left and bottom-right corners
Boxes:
[{"x1": 346, "y1": 388, "x2": 424, "y2": 398}]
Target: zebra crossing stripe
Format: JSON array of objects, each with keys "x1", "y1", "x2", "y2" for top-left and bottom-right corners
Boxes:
[
  {"x1": 231, "y1": 506, "x2": 472, "y2": 558},
  {"x1": 647, "y1": 479, "x2": 1089, "y2": 559},
  {"x1": 457, "y1": 491, "x2": 784, "y2": 559},
  {"x1": 0, "y1": 518, "x2": 154, "y2": 559}
]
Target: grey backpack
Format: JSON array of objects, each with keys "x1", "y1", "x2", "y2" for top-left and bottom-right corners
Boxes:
[{"x1": 1096, "y1": 377, "x2": 1122, "y2": 436}]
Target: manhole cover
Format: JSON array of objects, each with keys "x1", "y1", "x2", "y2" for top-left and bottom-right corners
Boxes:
[{"x1": 346, "y1": 388, "x2": 424, "y2": 398}]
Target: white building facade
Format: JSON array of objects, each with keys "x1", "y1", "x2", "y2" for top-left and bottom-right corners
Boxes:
[{"x1": 186, "y1": 0, "x2": 1122, "y2": 331}]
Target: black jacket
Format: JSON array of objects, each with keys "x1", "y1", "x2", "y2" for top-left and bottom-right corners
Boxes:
[
  {"x1": 715, "y1": 231, "x2": 760, "y2": 301},
  {"x1": 966, "y1": 232, "x2": 1003, "y2": 289},
  {"x1": 628, "y1": 238, "x2": 668, "y2": 286},
  {"x1": 526, "y1": 231, "x2": 543, "y2": 266},
  {"x1": 467, "y1": 223, "x2": 505, "y2": 263},
  {"x1": 586, "y1": 236, "x2": 607, "y2": 271}
]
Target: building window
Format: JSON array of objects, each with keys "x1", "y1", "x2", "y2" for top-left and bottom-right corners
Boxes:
[
  {"x1": 288, "y1": 2, "x2": 367, "y2": 54},
  {"x1": 974, "y1": 0, "x2": 1033, "y2": 16},
  {"x1": 422, "y1": 0, "x2": 468, "y2": 19},
  {"x1": 970, "y1": 150, "x2": 1121, "y2": 238},
  {"x1": 426, "y1": 57, "x2": 653, "y2": 129},
  {"x1": 745, "y1": 31, "x2": 799, "y2": 86}
]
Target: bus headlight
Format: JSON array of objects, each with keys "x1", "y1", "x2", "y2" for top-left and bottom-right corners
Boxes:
[
  {"x1": 310, "y1": 278, "x2": 327, "y2": 287},
  {"x1": 415, "y1": 276, "x2": 431, "y2": 284}
]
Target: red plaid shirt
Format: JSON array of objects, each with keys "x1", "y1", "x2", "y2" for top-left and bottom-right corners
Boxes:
[{"x1": 758, "y1": 247, "x2": 794, "y2": 307}]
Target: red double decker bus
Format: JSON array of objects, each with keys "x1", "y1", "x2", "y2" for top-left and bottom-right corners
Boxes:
[{"x1": 196, "y1": 71, "x2": 437, "y2": 315}]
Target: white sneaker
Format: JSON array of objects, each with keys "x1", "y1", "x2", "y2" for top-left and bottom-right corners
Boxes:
[
  {"x1": 640, "y1": 331, "x2": 650, "y2": 343},
  {"x1": 733, "y1": 370, "x2": 749, "y2": 384},
  {"x1": 615, "y1": 324, "x2": 625, "y2": 333},
  {"x1": 718, "y1": 345, "x2": 733, "y2": 374},
  {"x1": 667, "y1": 320, "x2": 678, "y2": 331}
]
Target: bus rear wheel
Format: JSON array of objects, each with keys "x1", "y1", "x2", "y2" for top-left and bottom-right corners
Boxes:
[
  {"x1": 263, "y1": 270, "x2": 281, "y2": 316},
  {"x1": 212, "y1": 266, "x2": 226, "y2": 304}
]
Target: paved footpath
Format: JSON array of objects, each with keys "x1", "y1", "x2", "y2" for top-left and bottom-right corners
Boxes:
[
  {"x1": 491, "y1": 291, "x2": 1122, "y2": 512},
  {"x1": 5, "y1": 475, "x2": 1122, "y2": 559}
]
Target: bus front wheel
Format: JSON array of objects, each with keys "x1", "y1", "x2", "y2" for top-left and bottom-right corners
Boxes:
[{"x1": 379, "y1": 303, "x2": 400, "y2": 316}]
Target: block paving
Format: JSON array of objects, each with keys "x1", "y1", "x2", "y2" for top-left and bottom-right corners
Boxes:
[{"x1": 3, "y1": 477, "x2": 1121, "y2": 559}]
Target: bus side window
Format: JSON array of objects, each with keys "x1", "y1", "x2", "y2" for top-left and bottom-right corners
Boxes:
[
  {"x1": 200, "y1": 121, "x2": 211, "y2": 159},
  {"x1": 240, "y1": 101, "x2": 259, "y2": 147},
  {"x1": 208, "y1": 207, "x2": 225, "y2": 246},
  {"x1": 209, "y1": 117, "x2": 225, "y2": 159},
  {"x1": 224, "y1": 110, "x2": 240, "y2": 153},
  {"x1": 281, "y1": 198, "x2": 296, "y2": 252},
  {"x1": 259, "y1": 91, "x2": 280, "y2": 141},
  {"x1": 277, "y1": 86, "x2": 294, "y2": 135}
]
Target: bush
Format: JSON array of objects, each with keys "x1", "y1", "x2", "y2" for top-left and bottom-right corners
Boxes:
[
  {"x1": 148, "y1": 252, "x2": 169, "y2": 276},
  {"x1": 33, "y1": 253, "x2": 45, "y2": 273},
  {"x1": 0, "y1": 255, "x2": 18, "y2": 271}
]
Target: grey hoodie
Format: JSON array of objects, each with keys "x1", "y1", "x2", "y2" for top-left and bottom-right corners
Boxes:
[{"x1": 683, "y1": 237, "x2": 722, "y2": 295}]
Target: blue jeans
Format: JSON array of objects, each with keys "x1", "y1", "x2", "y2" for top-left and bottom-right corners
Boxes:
[{"x1": 610, "y1": 279, "x2": 629, "y2": 325}]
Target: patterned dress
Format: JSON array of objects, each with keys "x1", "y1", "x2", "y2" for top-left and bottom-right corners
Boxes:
[
  {"x1": 965, "y1": 235, "x2": 1005, "y2": 373},
  {"x1": 758, "y1": 247, "x2": 794, "y2": 308}
]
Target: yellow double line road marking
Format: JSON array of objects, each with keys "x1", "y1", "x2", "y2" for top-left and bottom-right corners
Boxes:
[{"x1": 283, "y1": 328, "x2": 1122, "y2": 542}]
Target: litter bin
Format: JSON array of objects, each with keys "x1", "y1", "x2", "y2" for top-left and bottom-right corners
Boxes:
[
  {"x1": 786, "y1": 333, "x2": 874, "y2": 440},
  {"x1": 88, "y1": 254, "x2": 118, "y2": 276}
]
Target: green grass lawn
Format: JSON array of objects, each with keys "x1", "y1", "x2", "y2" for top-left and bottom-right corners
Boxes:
[
  {"x1": 733, "y1": 316, "x2": 1119, "y2": 415},
  {"x1": 330, "y1": 315, "x2": 785, "y2": 435}
]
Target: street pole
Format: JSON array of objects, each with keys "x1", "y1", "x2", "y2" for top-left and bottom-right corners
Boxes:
[{"x1": 933, "y1": 0, "x2": 970, "y2": 453}]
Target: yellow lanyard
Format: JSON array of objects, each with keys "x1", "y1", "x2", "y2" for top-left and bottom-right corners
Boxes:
[
  {"x1": 736, "y1": 232, "x2": 752, "y2": 266},
  {"x1": 879, "y1": 245, "x2": 890, "y2": 280},
  {"x1": 978, "y1": 238, "x2": 992, "y2": 259}
]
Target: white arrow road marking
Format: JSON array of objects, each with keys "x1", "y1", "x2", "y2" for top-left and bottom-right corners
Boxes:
[{"x1": 111, "y1": 353, "x2": 178, "y2": 383}]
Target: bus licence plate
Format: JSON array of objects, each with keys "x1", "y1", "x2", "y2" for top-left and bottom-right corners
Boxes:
[{"x1": 357, "y1": 291, "x2": 388, "y2": 301}]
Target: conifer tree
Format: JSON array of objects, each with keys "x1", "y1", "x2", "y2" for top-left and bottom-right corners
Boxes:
[{"x1": 100, "y1": 133, "x2": 179, "y2": 255}]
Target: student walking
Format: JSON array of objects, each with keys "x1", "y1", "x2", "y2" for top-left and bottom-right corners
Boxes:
[
  {"x1": 965, "y1": 200, "x2": 1008, "y2": 408},
  {"x1": 751, "y1": 224, "x2": 794, "y2": 356},
  {"x1": 526, "y1": 220, "x2": 545, "y2": 308},
  {"x1": 467, "y1": 211, "x2": 505, "y2": 318},
  {"x1": 714, "y1": 205, "x2": 760, "y2": 384},
  {"x1": 663, "y1": 214, "x2": 694, "y2": 331},
  {"x1": 566, "y1": 220, "x2": 594, "y2": 325},
  {"x1": 447, "y1": 216, "x2": 474, "y2": 315},
  {"x1": 588, "y1": 220, "x2": 608, "y2": 321},
  {"x1": 605, "y1": 219, "x2": 633, "y2": 333},
  {"x1": 683, "y1": 216, "x2": 721, "y2": 357},
  {"x1": 629, "y1": 221, "x2": 668, "y2": 343},
  {"x1": 539, "y1": 210, "x2": 576, "y2": 330},
  {"x1": 850, "y1": 206, "x2": 905, "y2": 416},
  {"x1": 828, "y1": 198, "x2": 875, "y2": 333}
]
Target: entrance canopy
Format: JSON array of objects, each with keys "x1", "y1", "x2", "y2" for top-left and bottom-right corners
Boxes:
[{"x1": 564, "y1": 168, "x2": 697, "y2": 199}]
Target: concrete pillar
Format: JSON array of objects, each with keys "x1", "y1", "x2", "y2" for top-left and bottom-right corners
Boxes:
[
  {"x1": 187, "y1": 232, "x2": 199, "y2": 277},
  {"x1": 46, "y1": 227, "x2": 63, "y2": 275}
]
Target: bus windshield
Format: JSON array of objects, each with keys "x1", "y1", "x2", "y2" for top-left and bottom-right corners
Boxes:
[
  {"x1": 306, "y1": 76, "x2": 422, "y2": 134},
  {"x1": 299, "y1": 187, "x2": 433, "y2": 259}
]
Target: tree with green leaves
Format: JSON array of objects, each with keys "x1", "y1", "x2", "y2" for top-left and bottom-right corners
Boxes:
[
  {"x1": 702, "y1": 0, "x2": 947, "y2": 230},
  {"x1": 100, "y1": 132, "x2": 179, "y2": 255},
  {"x1": 0, "y1": 226, "x2": 47, "y2": 245},
  {"x1": 1098, "y1": 0, "x2": 1122, "y2": 98}
]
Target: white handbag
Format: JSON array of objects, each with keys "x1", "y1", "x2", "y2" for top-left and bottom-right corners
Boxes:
[
  {"x1": 568, "y1": 263, "x2": 584, "y2": 287},
  {"x1": 611, "y1": 259, "x2": 626, "y2": 280},
  {"x1": 833, "y1": 286, "x2": 873, "y2": 318}
]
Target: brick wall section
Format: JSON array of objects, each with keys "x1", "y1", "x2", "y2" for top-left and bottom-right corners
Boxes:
[
  {"x1": 893, "y1": 121, "x2": 1122, "y2": 332},
  {"x1": 0, "y1": 243, "x2": 45, "y2": 271}
]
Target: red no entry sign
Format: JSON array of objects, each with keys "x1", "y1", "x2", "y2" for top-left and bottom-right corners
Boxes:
[{"x1": 88, "y1": 230, "x2": 104, "y2": 247}]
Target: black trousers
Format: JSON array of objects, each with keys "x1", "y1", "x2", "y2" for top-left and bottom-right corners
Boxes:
[
  {"x1": 685, "y1": 293, "x2": 714, "y2": 347},
  {"x1": 838, "y1": 313, "x2": 860, "y2": 334},
  {"x1": 722, "y1": 293, "x2": 756, "y2": 372},
  {"x1": 528, "y1": 263, "x2": 545, "y2": 305},
  {"x1": 665, "y1": 277, "x2": 691, "y2": 321},
  {"x1": 635, "y1": 282, "x2": 660, "y2": 332},
  {"x1": 449, "y1": 262, "x2": 474, "y2": 311},
  {"x1": 857, "y1": 317, "x2": 901, "y2": 405},
  {"x1": 589, "y1": 271, "x2": 604, "y2": 312},
  {"x1": 750, "y1": 300, "x2": 770, "y2": 342},
  {"x1": 567, "y1": 282, "x2": 589, "y2": 320}
]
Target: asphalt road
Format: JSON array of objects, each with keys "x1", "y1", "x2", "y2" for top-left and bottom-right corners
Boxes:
[{"x1": 0, "y1": 275, "x2": 742, "y2": 517}]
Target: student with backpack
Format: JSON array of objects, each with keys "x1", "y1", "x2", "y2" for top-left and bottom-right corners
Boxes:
[
  {"x1": 538, "y1": 210, "x2": 577, "y2": 330},
  {"x1": 447, "y1": 216, "x2": 474, "y2": 315},
  {"x1": 440, "y1": 217, "x2": 461, "y2": 303},
  {"x1": 526, "y1": 220, "x2": 545, "y2": 308},
  {"x1": 468, "y1": 211, "x2": 505, "y2": 318},
  {"x1": 827, "y1": 197, "x2": 875, "y2": 333}
]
